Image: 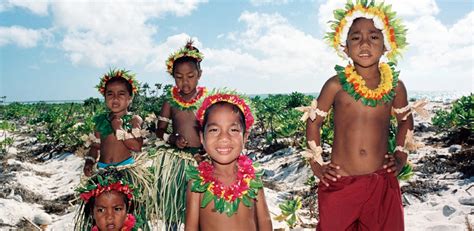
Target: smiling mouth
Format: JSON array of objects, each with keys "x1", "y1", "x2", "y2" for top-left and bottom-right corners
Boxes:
[
  {"x1": 358, "y1": 53, "x2": 371, "y2": 57},
  {"x1": 107, "y1": 224, "x2": 115, "y2": 229},
  {"x1": 216, "y1": 147, "x2": 232, "y2": 154}
]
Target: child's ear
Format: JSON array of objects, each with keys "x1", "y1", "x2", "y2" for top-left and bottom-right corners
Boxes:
[
  {"x1": 343, "y1": 45, "x2": 349, "y2": 56},
  {"x1": 243, "y1": 131, "x2": 249, "y2": 144},
  {"x1": 197, "y1": 70, "x2": 202, "y2": 79},
  {"x1": 199, "y1": 131, "x2": 205, "y2": 146}
]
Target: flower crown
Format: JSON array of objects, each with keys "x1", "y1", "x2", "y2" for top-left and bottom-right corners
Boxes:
[
  {"x1": 324, "y1": 0, "x2": 408, "y2": 63},
  {"x1": 166, "y1": 40, "x2": 204, "y2": 75},
  {"x1": 196, "y1": 90, "x2": 254, "y2": 131},
  {"x1": 76, "y1": 172, "x2": 138, "y2": 204},
  {"x1": 96, "y1": 69, "x2": 140, "y2": 96}
]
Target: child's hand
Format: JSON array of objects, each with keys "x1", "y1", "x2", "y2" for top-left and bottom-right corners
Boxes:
[
  {"x1": 175, "y1": 134, "x2": 188, "y2": 149},
  {"x1": 111, "y1": 116, "x2": 123, "y2": 130},
  {"x1": 313, "y1": 162, "x2": 342, "y2": 187},
  {"x1": 83, "y1": 161, "x2": 94, "y2": 177},
  {"x1": 383, "y1": 154, "x2": 404, "y2": 175}
]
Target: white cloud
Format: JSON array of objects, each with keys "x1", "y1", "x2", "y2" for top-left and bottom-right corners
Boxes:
[
  {"x1": 145, "y1": 33, "x2": 203, "y2": 73},
  {"x1": 0, "y1": 26, "x2": 47, "y2": 48},
  {"x1": 2, "y1": 0, "x2": 50, "y2": 15},
  {"x1": 197, "y1": 11, "x2": 339, "y2": 94},
  {"x1": 49, "y1": 0, "x2": 206, "y2": 67}
]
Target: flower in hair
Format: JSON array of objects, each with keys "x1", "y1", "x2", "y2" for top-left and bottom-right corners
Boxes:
[
  {"x1": 196, "y1": 91, "x2": 254, "y2": 131},
  {"x1": 324, "y1": 0, "x2": 408, "y2": 63},
  {"x1": 96, "y1": 68, "x2": 140, "y2": 96},
  {"x1": 166, "y1": 40, "x2": 204, "y2": 75}
]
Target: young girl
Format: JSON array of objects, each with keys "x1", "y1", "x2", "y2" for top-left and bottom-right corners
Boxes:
[
  {"x1": 83, "y1": 68, "x2": 145, "y2": 175},
  {"x1": 74, "y1": 170, "x2": 143, "y2": 231},
  {"x1": 185, "y1": 92, "x2": 272, "y2": 231},
  {"x1": 151, "y1": 40, "x2": 207, "y2": 230},
  {"x1": 80, "y1": 69, "x2": 154, "y2": 230}
]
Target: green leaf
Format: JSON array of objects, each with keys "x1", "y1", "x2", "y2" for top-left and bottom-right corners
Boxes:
[
  {"x1": 250, "y1": 179, "x2": 263, "y2": 189},
  {"x1": 242, "y1": 195, "x2": 253, "y2": 207},
  {"x1": 201, "y1": 190, "x2": 214, "y2": 208},
  {"x1": 214, "y1": 198, "x2": 225, "y2": 213}
]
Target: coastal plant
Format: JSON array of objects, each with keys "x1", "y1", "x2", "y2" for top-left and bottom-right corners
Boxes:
[
  {"x1": 432, "y1": 94, "x2": 473, "y2": 144},
  {"x1": 274, "y1": 196, "x2": 302, "y2": 229},
  {"x1": 0, "y1": 121, "x2": 16, "y2": 154},
  {"x1": 252, "y1": 93, "x2": 313, "y2": 149}
]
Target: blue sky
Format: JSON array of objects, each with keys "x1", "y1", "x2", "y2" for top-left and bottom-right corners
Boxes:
[{"x1": 1, "y1": 0, "x2": 473, "y2": 102}]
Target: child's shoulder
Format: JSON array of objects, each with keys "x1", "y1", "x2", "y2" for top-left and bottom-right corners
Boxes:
[{"x1": 321, "y1": 75, "x2": 342, "y2": 92}]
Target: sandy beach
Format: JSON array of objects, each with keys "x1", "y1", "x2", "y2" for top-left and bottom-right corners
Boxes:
[{"x1": 0, "y1": 100, "x2": 472, "y2": 231}]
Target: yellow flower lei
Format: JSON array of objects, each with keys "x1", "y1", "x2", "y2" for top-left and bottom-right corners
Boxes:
[{"x1": 336, "y1": 62, "x2": 399, "y2": 107}]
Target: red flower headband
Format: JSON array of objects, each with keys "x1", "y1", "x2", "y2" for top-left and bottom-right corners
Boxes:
[
  {"x1": 96, "y1": 69, "x2": 140, "y2": 96},
  {"x1": 79, "y1": 181, "x2": 134, "y2": 203},
  {"x1": 196, "y1": 93, "x2": 254, "y2": 131}
]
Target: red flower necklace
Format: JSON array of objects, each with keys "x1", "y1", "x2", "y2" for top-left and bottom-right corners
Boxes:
[
  {"x1": 186, "y1": 154, "x2": 264, "y2": 216},
  {"x1": 166, "y1": 86, "x2": 207, "y2": 110}
]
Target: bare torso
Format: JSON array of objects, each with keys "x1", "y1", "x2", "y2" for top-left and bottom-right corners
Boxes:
[
  {"x1": 99, "y1": 134, "x2": 132, "y2": 163},
  {"x1": 170, "y1": 106, "x2": 201, "y2": 148},
  {"x1": 198, "y1": 199, "x2": 258, "y2": 231},
  {"x1": 332, "y1": 89, "x2": 392, "y2": 175}
]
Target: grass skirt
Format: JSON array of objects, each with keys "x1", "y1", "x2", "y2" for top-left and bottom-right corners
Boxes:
[
  {"x1": 73, "y1": 153, "x2": 155, "y2": 231},
  {"x1": 149, "y1": 144, "x2": 198, "y2": 230}
]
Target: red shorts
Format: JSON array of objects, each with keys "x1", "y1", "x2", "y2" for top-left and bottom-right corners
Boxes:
[{"x1": 317, "y1": 169, "x2": 404, "y2": 231}]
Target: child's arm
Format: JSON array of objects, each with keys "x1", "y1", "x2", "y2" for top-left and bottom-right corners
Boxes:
[
  {"x1": 255, "y1": 188, "x2": 272, "y2": 231},
  {"x1": 83, "y1": 131, "x2": 100, "y2": 177},
  {"x1": 156, "y1": 101, "x2": 187, "y2": 148},
  {"x1": 112, "y1": 115, "x2": 144, "y2": 152},
  {"x1": 185, "y1": 181, "x2": 200, "y2": 231},
  {"x1": 306, "y1": 77, "x2": 341, "y2": 186},
  {"x1": 156, "y1": 101, "x2": 171, "y2": 140},
  {"x1": 385, "y1": 80, "x2": 413, "y2": 174}
]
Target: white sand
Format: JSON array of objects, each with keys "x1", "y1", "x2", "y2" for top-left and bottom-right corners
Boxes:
[{"x1": 0, "y1": 100, "x2": 472, "y2": 231}]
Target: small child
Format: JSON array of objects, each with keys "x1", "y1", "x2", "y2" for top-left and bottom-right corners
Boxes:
[
  {"x1": 300, "y1": 1, "x2": 423, "y2": 230},
  {"x1": 83, "y1": 69, "x2": 144, "y2": 176},
  {"x1": 80, "y1": 69, "x2": 154, "y2": 230},
  {"x1": 152, "y1": 40, "x2": 207, "y2": 229},
  {"x1": 74, "y1": 170, "x2": 142, "y2": 231},
  {"x1": 185, "y1": 92, "x2": 272, "y2": 231}
]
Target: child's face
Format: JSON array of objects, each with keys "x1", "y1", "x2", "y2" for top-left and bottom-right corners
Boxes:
[
  {"x1": 93, "y1": 191, "x2": 127, "y2": 231},
  {"x1": 105, "y1": 81, "x2": 132, "y2": 114},
  {"x1": 201, "y1": 104, "x2": 247, "y2": 165},
  {"x1": 173, "y1": 62, "x2": 201, "y2": 96},
  {"x1": 344, "y1": 18, "x2": 386, "y2": 68}
]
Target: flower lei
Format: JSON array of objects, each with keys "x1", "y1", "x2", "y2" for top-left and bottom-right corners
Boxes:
[
  {"x1": 94, "y1": 112, "x2": 133, "y2": 139},
  {"x1": 166, "y1": 40, "x2": 204, "y2": 75},
  {"x1": 96, "y1": 69, "x2": 140, "y2": 96},
  {"x1": 77, "y1": 176, "x2": 137, "y2": 204},
  {"x1": 165, "y1": 86, "x2": 207, "y2": 111},
  {"x1": 324, "y1": 0, "x2": 407, "y2": 63},
  {"x1": 91, "y1": 213, "x2": 136, "y2": 231},
  {"x1": 196, "y1": 91, "x2": 254, "y2": 131},
  {"x1": 336, "y1": 62, "x2": 399, "y2": 107},
  {"x1": 185, "y1": 155, "x2": 264, "y2": 217}
]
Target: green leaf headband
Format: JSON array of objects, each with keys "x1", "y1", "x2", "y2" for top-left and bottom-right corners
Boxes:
[
  {"x1": 324, "y1": 0, "x2": 408, "y2": 63},
  {"x1": 96, "y1": 68, "x2": 140, "y2": 96},
  {"x1": 166, "y1": 40, "x2": 204, "y2": 76}
]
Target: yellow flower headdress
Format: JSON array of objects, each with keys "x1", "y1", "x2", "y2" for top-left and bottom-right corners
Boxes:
[
  {"x1": 325, "y1": 0, "x2": 408, "y2": 63},
  {"x1": 166, "y1": 40, "x2": 204, "y2": 76},
  {"x1": 96, "y1": 68, "x2": 140, "y2": 96}
]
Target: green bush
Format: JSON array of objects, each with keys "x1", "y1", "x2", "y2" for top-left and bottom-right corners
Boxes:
[{"x1": 432, "y1": 94, "x2": 473, "y2": 144}]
